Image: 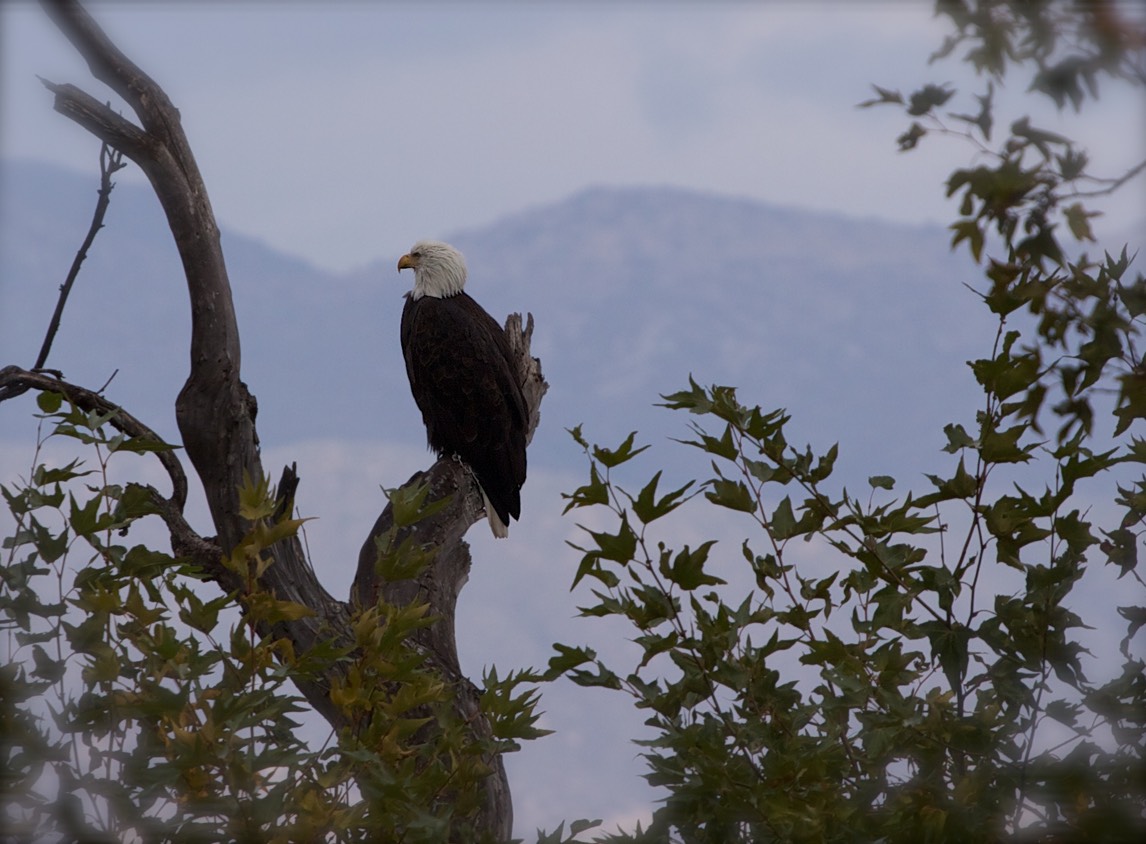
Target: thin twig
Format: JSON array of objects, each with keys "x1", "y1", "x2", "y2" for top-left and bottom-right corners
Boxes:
[
  {"x1": 96, "y1": 368, "x2": 118, "y2": 394},
  {"x1": 33, "y1": 142, "x2": 126, "y2": 371},
  {"x1": 1063, "y1": 157, "x2": 1146, "y2": 200}
]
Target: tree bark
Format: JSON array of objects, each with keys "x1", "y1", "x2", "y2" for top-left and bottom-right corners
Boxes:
[{"x1": 25, "y1": 1, "x2": 546, "y2": 838}]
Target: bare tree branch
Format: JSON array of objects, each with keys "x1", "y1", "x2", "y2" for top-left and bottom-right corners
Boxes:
[
  {"x1": 37, "y1": 78, "x2": 152, "y2": 160},
  {"x1": 36, "y1": 0, "x2": 368, "y2": 745},
  {"x1": 22, "y1": 0, "x2": 547, "y2": 836},
  {"x1": 1065, "y1": 156, "x2": 1146, "y2": 200},
  {"x1": 34, "y1": 143, "x2": 126, "y2": 371},
  {"x1": 39, "y1": 0, "x2": 206, "y2": 211}
]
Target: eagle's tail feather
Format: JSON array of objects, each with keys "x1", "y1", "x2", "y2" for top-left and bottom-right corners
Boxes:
[{"x1": 482, "y1": 488, "x2": 510, "y2": 539}]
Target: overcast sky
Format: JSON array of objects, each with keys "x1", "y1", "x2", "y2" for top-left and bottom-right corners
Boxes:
[
  {"x1": 2, "y1": 1, "x2": 1142, "y2": 274},
  {"x1": 3, "y1": 2, "x2": 1145, "y2": 836}
]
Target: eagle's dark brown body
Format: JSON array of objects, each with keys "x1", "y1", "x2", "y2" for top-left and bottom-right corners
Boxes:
[{"x1": 400, "y1": 291, "x2": 527, "y2": 532}]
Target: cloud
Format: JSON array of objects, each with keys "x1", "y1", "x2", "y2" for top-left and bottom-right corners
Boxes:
[{"x1": 5, "y1": 3, "x2": 1141, "y2": 274}]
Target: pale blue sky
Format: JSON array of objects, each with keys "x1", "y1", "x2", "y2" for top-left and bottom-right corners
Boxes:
[{"x1": 3, "y1": 1, "x2": 1141, "y2": 273}]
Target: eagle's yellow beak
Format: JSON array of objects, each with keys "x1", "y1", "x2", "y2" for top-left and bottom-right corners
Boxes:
[{"x1": 397, "y1": 253, "x2": 417, "y2": 271}]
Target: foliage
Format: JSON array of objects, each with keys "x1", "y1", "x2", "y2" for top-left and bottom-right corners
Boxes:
[
  {"x1": 550, "y1": 1, "x2": 1146, "y2": 841},
  {"x1": 1, "y1": 394, "x2": 545, "y2": 842}
]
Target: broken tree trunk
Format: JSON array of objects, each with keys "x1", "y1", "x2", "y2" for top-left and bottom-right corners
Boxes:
[{"x1": 27, "y1": 0, "x2": 548, "y2": 837}]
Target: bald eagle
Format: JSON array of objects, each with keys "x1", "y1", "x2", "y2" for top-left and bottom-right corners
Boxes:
[{"x1": 397, "y1": 241, "x2": 527, "y2": 538}]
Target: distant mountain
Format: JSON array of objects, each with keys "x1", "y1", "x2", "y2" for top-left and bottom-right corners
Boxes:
[
  {"x1": 2, "y1": 159, "x2": 381, "y2": 451},
  {"x1": 0, "y1": 157, "x2": 1048, "y2": 483},
  {"x1": 437, "y1": 185, "x2": 995, "y2": 475}
]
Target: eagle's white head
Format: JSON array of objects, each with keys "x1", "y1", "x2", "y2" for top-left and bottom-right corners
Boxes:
[{"x1": 397, "y1": 240, "x2": 467, "y2": 300}]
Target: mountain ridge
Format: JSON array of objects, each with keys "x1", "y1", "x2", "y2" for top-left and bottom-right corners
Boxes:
[{"x1": 0, "y1": 156, "x2": 1054, "y2": 481}]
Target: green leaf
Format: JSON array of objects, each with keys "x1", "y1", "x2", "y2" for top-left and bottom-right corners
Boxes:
[
  {"x1": 36, "y1": 391, "x2": 63, "y2": 413},
  {"x1": 921, "y1": 456, "x2": 979, "y2": 504},
  {"x1": 942, "y1": 423, "x2": 976, "y2": 453},
  {"x1": 676, "y1": 424, "x2": 738, "y2": 461},
  {"x1": 545, "y1": 644, "x2": 595, "y2": 681},
  {"x1": 122, "y1": 544, "x2": 173, "y2": 577},
  {"x1": 629, "y1": 470, "x2": 663, "y2": 522},
  {"x1": 536, "y1": 823, "x2": 566, "y2": 844},
  {"x1": 857, "y1": 84, "x2": 904, "y2": 108},
  {"x1": 569, "y1": 548, "x2": 605, "y2": 590},
  {"x1": 244, "y1": 593, "x2": 317, "y2": 625},
  {"x1": 949, "y1": 81, "x2": 995, "y2": 140},
  {"x1": 809, "y1": 442, "x2": 839, "y2": 482},
  {"x1": 1114, "y1": 373, "x2": 1146, "y2": 436},
  {"x1": 667, "y1": 541, "x2": 723, "y2": 591},
  {"x1": 370, "y1": 530, "x2": 434, "y2": 583},
  {"x1": 570, "y1": 818, "x2": 603, "y2": 836},
  {"x1": 567, "y1": 660, "x2": 622, "y2": 690},
  {"x1": 769, "y1": 496, "x2": 798, "y2": 540},
  {"x1": 744, "y1": 458, "x2": 775, "y2": 483},
  {"x1": 31, "y1": 644, "x2": 66, "y2": 683},
  {"x1": 593, "y1": 432, "x2": 649, "y2": 468},
  {"x1": 950, "y1": 219, "x2": 985, "y2": 262},
  {"x1": 177, "y1": 589, "x2": 226, "y2": 635},
  {"x1": 1100, "y1": 527, "x2": 1137, "y2": 577},
  {"x1": 705, "y1": 479, "x2": 756, "y2": 513},
  {"x1": 387, "y1": 478, "x2": 451, "y2": 527},
  {"x1": 108, "y1": 435, "x2": 180, "y2": 455},
  {"x1": 1045, "y1": 699, "x2": 1081, "y2": 727},
  {"x1": 868, "y1": 475, "x2": 895, "y2": 491},
  {"x1": 897, "y1": 121, "x2": 927, "y2": 151},
  {"x1": 587, "y1": 515, "x2": 638, "y2": 563},
  {"x1": 1118, "y1": 606, "x2": 1146, "y2": 658},
  {"x1": 563, "y1": 464, "x2": 610, "y2": 514},
  {"x1": 634, "y1": 631, "x2": 681, "y2": 669},
  {"x1": 1063, "y1": 202, "x2": 1099, "y2": 242},
  {"x1": 116, "y1": 483, "x2": 162, "y2": 521},
  {"x1": 33, "y1": 460, "x2": 92, "y2": 485},
  {"x1": 922, "y1": 621, "x2": 971, "y2": 692},
  {"x1": 630, "y1": 472, "x2": 695, "y2": 525},
  {"x1": 969, "y1": 341, "x2": 1041, "y2": 401},
  {"x1": 1056, "y1": 147, "x2": 1089, "y2": 181},
  {"x1": 980, "y1": 423, "x2": 1036, "y2": 464},
  {"x1": 1010, "y1": 115, "x2": 1070, "y2": 153},
  {"x1": 22, "y1": 514, "x2": 69, "y2": 564},
  {"x1": 659, "y1": 375, "x2": 712, "y2": 413},
  {"x1": 906, "y1": 83, "x2": 955, "y2": 116},
  {"x1": 1115, "y1": 262, "x2": 1146, "y2": 318},
  {"x1": 237, "y1": 470, "x2": 276, "y2": 520},
  {"x1": 983, "y1": 260, "x2": 1028, "y2": 316},
  {"x1": 567, "y1": 424, "x2": 589, "y2": 449}
]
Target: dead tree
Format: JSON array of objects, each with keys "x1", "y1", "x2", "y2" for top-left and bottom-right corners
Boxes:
[{"x1": 0, "y1": 0, "x2": 546, "y2": 837}]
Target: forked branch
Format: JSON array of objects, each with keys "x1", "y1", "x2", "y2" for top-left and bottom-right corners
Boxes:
[{"x1": 24, "y1": 0, "x2": 544, "y2": 836}]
